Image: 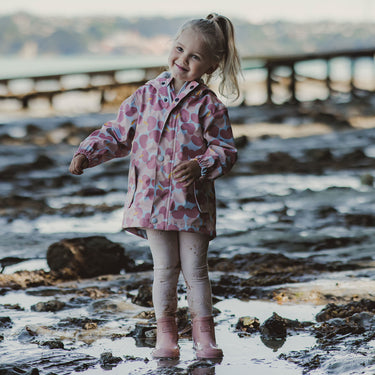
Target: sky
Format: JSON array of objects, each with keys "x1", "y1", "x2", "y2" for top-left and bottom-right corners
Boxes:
[{"x1": 0, "y1": 0, "x2": 375, "y2": 23}]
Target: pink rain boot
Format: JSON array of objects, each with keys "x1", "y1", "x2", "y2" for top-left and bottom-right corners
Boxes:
[
  {"x1": 152, "y1": 316, "x2": 180, "y2": 359},
  {"x1": 192, "y1": 316, "x2": 223, "y2": 359}
]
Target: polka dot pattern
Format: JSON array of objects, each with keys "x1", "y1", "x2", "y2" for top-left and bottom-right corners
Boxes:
[{"x1": 76, "y1": 72, "x2": 237, "y2": 240}]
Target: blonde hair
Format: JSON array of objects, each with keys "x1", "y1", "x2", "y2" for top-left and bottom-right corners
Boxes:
[{"x1": 175, "y1": 13, "x2": 241, "y2": 100}]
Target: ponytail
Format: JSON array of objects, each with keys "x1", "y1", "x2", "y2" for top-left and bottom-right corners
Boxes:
[
  {"x1": 206, "y1": 13, "x2": 241, "y2": 100},
  {"x1": 176, "y1": 13, "x2": 241, "y2": 100}
]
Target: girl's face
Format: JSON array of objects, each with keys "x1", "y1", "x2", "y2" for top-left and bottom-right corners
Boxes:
[{"x1": 168, "y1": 27, "x2": 216, "y2": 91}]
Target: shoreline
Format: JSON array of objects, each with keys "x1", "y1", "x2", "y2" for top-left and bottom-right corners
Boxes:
[{"x1": 1, "y1": 95, "x2": 375, "y2": 374}]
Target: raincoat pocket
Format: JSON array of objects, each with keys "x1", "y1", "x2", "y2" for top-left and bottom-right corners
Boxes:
[
  {"x1": 125, "y1": 166, "x2": 138, "y2": 208},
  {"x1": 193, "y1": 180, "x2": 213, "y2": 214}
]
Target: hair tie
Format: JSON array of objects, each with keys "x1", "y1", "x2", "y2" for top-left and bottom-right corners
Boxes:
[{"x1": 206, "y1": 13, "x2": 220, "y2": 22}]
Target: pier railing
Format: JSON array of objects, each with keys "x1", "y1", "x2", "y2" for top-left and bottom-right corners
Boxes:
[
  {"x1": 0, "y1": 47, "x2": 374, "y2": 108},
  {"x1": 0, "y1": 64, "x2": 166, "y2": 109},
  {"x1": 243, "y1": 47, "x2": 375, "y2": 104}
]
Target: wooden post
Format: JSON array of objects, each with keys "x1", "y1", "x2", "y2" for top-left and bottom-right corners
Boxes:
[
  {"x1": 266, "y1": 63, "x2": 273, "y2": 104},
  {"x1": 350, "y1": 57, "x2": 356, "y2": 96},
  {"x1": 48, "y1": 94, "x2": 54, "y2": 108},
  {"x1": 21, "y1": 96, "x2": 29, "y2": 109},
  {"x1": 326, "y1": 58, "x2": 332, "y2": 99},
  {"x1": 289, "y1": 63, "x2": 297, "y2": 104}
]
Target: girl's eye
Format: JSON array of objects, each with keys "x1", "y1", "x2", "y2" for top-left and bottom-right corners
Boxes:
[
  {"x1": 176, "y1": 46, "x2": 183, "y2": 52},
  {"x1": 192, "y1": 55, "x2": 200, "y2": 61}
]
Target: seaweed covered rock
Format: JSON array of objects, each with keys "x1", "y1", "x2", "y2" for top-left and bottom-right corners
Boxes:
[
  {"x1": 31, "y1": 300, "x2": 66, "y2": 312},
  {"x1": 47, "y1": 236, "x2": 134, "y2": 278},
  {"x1": 315, "y1": 299, "x2": 375, "y2": 322},
  {"x1": 260, "y1": 312, "x2": 287, "y2": 339},
  {"x1": 131, "y1": 285, "x2": 153, "y2": 307},
  {"x1": 235, "y1": 316, "x2": 260, "y2": 334}
]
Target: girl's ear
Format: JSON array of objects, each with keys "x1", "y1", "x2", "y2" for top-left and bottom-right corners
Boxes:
[{"x1": 206, "y1": 64, "x2": 218, "y2": 75}]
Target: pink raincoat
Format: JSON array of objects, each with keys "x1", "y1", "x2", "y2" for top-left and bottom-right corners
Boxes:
[{"x1": 75, "y1": 72, "x2": 237, "y2": 240}]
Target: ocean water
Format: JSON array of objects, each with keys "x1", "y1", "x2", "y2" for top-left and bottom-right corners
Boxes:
[{"x1": 0, "y1": 55, "x2": 168, "y2": 79}]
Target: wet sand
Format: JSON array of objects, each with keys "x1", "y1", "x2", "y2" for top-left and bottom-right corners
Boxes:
[{"x1": 1, "y1": 95, "x2": 375, "y2": 374}]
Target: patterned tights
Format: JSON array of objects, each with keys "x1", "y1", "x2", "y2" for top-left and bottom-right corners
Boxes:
[{"x1": 146, "y1": 229, "x2": 212, "y2": 319}]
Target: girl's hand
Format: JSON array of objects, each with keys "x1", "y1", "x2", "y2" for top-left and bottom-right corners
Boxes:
[
  {"x1": 173, "y1": 159, "x2": 201, "y2": 188},
  {"x1": 69, "y1": 154, "x2": 89, "y2": 175}
]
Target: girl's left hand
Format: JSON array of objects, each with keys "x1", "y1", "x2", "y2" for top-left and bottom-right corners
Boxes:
[{"x1": 173, "y1": 159, "x2": 201, "y2": 188}]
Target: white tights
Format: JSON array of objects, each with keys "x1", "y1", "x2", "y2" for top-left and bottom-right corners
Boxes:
[{"x1": 146, "y1": 229, "x2": 213, "y2": 320}]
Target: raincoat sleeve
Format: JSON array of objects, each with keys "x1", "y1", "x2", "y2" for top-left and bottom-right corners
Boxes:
[
  {"x1": 195, "y1": 94, "x2": 238, "y2": 180},
  {"x1": 74, "y1": 92, "x2": 139, "y2": 168}
]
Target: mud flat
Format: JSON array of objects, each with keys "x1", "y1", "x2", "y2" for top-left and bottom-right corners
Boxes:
[{"x1": 1, "y1": 96, "x2": 375, "y2": 374}]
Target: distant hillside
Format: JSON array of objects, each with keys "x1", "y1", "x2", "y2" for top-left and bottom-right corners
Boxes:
[{"x1": 1, "y1": 12, "x2": 375, "y2": 57}]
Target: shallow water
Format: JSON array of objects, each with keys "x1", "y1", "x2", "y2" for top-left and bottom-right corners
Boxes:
[{"x1": 0, "y1": 290, "x2": 318, "y2": 375}]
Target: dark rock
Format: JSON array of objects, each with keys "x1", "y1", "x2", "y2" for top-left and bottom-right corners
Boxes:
[
  {"x1": 344, "y1": 213, "x2": 375, "y2": 227},
  {"x1": 211, "y1": 279, "x2": 256, "y2": 300},
  {"x1": 311, "y1": 236, "x2": 363, "y2": 251},
  {"x1": 250, "y1": 151, "x2": 301, "y2": 174},
  {"x1": 316, "y1": 205, "x2": 338, "y2": 218},
  {"x1": 58, "y1": 203, "x2": 122, "y2": 217},
  {"x1": 0, "y1": 195, "x2": 53, "y2": 218},
  {"x1": 123, "y1": 355, "x2": 149, "y2": 362},
  {"x1": 314, "y1": 317, "x2": 364, "y2": 345},
  {"x1": 338, "y1": 149, "x2": 375, "y2": 169},
  {"x1": 316, "y1": 299, "x2": 375, "y2": 322},
  {"x1": 0, "y1": 154, "x2": 54, "y2": 180},
  {"x1": 0, "y1": 316, "x2": 13, "y2": 329},
  {"x1": 235, "y1": 316, "x2": 260, "y2": 334},
  {"x1": 210, "y1": 272, "x2": 296, "y2": 300},
  {"x1": 0, "y1": 353, "x2": 97, "y2": 374},
  {"x1": 100, "y1": 352, "x2": 123, "y2": 369},
  {"x1": 260, "y1": 312, "x2": 287, "y2": 339},
  {"x1": 304, "y1": 148, "x2": 334, "y2": 162},
  {"x1": 33, "y1": 155, "x2": 55, "y2": 169},
  {"x1": 360, "y1": 173, "x2": 374, "y2": 186},
  {"x1": 47, "y1": 236, "x2": 129, "y2": 278},
  {"x1": 131, "y1": 285, "x2": 153, "y2": 307},
  {"x1": 41, "y1": 340, "x2": 65, "y2": 349},
  {"x1": 0, "y1": 367, "x2": 40, "y2": 375},
  {"x1": 234, "y1": 135, "x2": 248, "y2": 149},
  {"x1": 75, "y1": 187, "x2": 107, "y2": 196},
  {"x1": 31, "y1": 300, "x2": 66, "y2": 312},
  {"x1": 259, "y1": 313, "x2": 288, "y2": 352},
  {"x1": 209, "y1": 252, "x2": 317, "y2": 276},
  {"x1": 129, "y1": 322, "x2": 156, "y2": 339},
  {"x1": 279, "y1": 350, "x2": 322, "y2": 372},
  {"x1": 57, "y1": 317, "x2": 102, "y2": 329},
  {"x1": 26, "y1": 124, "x2": 42, "y2": 135},
  {"x1": 310, "y1": 110, "x2": 352, "y2": 128}
]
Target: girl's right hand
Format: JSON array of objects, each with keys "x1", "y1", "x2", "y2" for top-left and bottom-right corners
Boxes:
[{"x1": 69, "y1": 154, "x2": 89, "y2": 175}]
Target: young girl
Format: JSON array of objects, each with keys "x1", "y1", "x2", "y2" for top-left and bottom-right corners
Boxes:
[{"x1": 69, "y1": 13, "x2": 241, "y2": 359}]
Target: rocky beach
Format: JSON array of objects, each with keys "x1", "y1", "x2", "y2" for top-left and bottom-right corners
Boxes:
[{"x1": 1, "y1": 94, "x2": 375, "y2": 374}]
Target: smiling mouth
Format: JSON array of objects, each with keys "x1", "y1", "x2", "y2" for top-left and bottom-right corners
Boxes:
[{"x1": 175, "y1": 63, "x2": 188, "y2": 72}]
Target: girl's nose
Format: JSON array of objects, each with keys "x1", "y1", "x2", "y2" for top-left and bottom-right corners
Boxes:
[{"x1": 180, "y1": 54, "x2": 189, "y2": 66}]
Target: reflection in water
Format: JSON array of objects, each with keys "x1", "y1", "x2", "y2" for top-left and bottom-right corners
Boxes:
[
  {"x1": 260, "y1": 335, "x2": 286, "y2": 352},
  {"x1": 156, "y1": 358, "x2": 180, "y2": 368},
  {"x1": 157, "y1": 358, "x2": 222, "y2": 374}
]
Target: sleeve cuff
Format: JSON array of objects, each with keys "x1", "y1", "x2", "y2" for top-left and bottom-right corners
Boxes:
[{"x1": 195, "y1": 156, "x2": 214, "y2": 178}]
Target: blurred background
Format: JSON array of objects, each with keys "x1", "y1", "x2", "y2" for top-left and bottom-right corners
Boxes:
[{"x1": 1, "y1": 0, "x2": 375, "y2": 117}]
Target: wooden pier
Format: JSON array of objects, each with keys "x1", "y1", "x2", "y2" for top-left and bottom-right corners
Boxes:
[
  {"x1": 243, "y1": 47, "x2": 375, "y2": 104},
  {"x1": 0, "y1": 64, "x2": 165, "y2": 109},
  {"x1": 0, "y1": 47, "x2": 374, "y2": 109}
]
